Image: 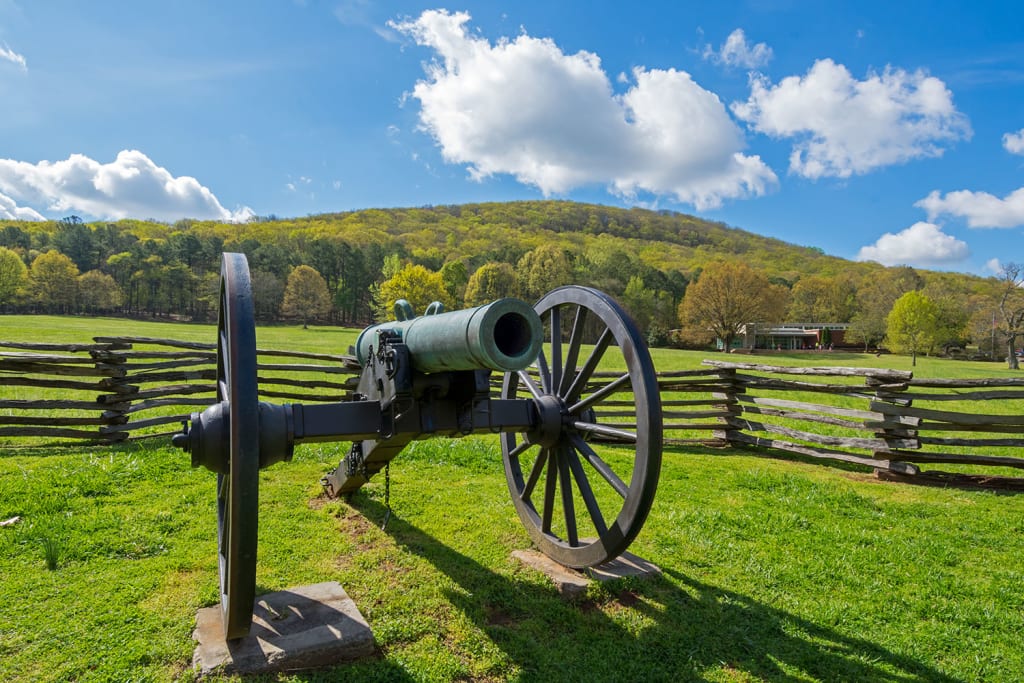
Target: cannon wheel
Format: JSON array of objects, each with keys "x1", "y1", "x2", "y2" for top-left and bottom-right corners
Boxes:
[
  {"x1": 501, "y1": 286, "x2": 662, "y2": 568},
  {"x1": 215, "y1": 253, "x2": 260, "y2": 639}
]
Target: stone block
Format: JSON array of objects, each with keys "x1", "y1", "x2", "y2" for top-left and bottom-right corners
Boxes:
[{"x1": 193, "y1": 582, "x2": 376, "y2": 676}]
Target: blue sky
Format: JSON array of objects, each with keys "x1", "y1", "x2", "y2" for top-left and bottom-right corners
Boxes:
[{"x1": 1, "y1": 1, "x2": 1022, "y2": 276}]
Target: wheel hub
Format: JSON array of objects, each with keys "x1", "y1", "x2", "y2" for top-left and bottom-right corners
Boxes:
[{"x1": 526, "y1": 394, "x2": 566, "y2": 448}]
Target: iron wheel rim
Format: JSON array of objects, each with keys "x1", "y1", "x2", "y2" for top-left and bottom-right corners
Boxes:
[
  {"x1": 501, "y1": 286, "x2": 662, "y2": 568},
  {"x1": 215, "y1": 252, "x2": 260, "y2": 640}
]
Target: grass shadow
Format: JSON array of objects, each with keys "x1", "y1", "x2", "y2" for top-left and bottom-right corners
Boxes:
[{"x1": 351, "y1": 496, "x2": 957, "y2": 682}]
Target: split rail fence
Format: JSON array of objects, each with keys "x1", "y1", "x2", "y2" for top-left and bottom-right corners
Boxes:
[
  {"x1": 695, "y1": 360, "x2": 1024, "y2": 480},
  {"x1": 2, "y1": 340, "x2": 1023, "y2": 483},
  {"x1": 0, "y1": 337, "x2": 358, "y2": 445}
]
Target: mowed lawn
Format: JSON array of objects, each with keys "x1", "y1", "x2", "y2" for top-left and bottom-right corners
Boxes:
[{"x1": 1, "y1": 315, "x2": 1023, "y2": 682}]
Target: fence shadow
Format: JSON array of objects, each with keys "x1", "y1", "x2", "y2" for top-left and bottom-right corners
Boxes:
[{"x1": 346, "y1": 496, "x2": 955, "y2": 682}]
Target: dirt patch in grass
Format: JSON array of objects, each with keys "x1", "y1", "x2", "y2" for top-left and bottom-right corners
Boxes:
[{"x1": 484, "y1": 605, "x2": 520, "y2": 628}]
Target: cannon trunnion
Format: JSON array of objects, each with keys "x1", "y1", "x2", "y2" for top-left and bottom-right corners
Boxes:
[{"x1": 174, "y1": 253, "x2": 663, "y2": 640}]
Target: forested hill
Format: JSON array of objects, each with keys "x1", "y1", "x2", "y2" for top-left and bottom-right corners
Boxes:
[
  {"x1": 0, "y1": 200, "x2": 991, "y2": 337},
  {"x1": 208, "y1": 200, "x2": 857, "y2": 283}
]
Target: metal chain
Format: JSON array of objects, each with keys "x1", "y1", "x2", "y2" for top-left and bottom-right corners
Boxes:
[{"x1": 381, "y1": 462, "x2": 392, "y2": 530}]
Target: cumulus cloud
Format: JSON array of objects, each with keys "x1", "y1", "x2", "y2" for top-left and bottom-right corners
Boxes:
[
  {"x1": 0, "y1": 44, "x2": 26, "y2": 71},
  {"x1": 732, "y1": 59, "x2": 971, "y2": 179},
  {"x1": 986, "y1": 258, "x2": 1003, "y2": 274},
  {"x1": 1003, "y1": 128, "x2": 1024, "y2": 155},
  {"x1": 702, "y1": 29, "x2": 772, "y2": 69},
  {"x1": 856, "y1": 221, "x2": 969, "y2": 266},
  {"x1": 0, "y1": 150, "x2": 253, "y2": 222},
  {"x1": 0, "y1": 191, "x2": 45, "y2": 220},
  {"x1": 916, "y1": 187, "x2": 1024, "y2": 228},
  {"x1": 390, "y1": 10, "x2": 776, "y2": 210}
]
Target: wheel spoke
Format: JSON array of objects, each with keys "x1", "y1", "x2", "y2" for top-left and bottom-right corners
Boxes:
[
  {"x1": 566, "y1": 445, "x2": 607, "y2": 537},
  {"x1": 568, "y1": 372, "x2": 631, "y2": 414},
  {"x1": 573, "y1": 420, "x2": 637, "y2": 443},
  {"x1": 571, "y1": 434, "x2": 629, "y2": 498},
  {"x1": 564, "y1": 327, "x2": 613, "y2": 404},
  {"x1": 557, "y1": 443, "x2": 578, "y2": 546},
  {"x1": 508, "y1": 438, "x2": 534, "y2": 461},
  {"x1": 557, "y1": 305, "x2": 587, "y2": 398},
  {"x1": 541, "y1": 449, "x2": 557, "y2": 533},
  {"x1": 522, "y1": 446, "x2": 547, "y2": 501},
  {"x1": 516, "y1": 370, "x2": 544, "y2": 401},
  {"x1": 550, "y1": 306, "x2": 562, "y2": 395},
  {"x1": 536, "y1": 350, "x2": 552, "y2": 394}
]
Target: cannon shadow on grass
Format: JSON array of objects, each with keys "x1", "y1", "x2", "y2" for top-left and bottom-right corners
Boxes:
[{"x1": 340, "y1": 496, "x2": 956, "y2": 683}]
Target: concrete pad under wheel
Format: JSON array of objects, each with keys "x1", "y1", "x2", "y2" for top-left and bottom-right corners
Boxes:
[
  {"x1": 193, "y1": 582, "x2": 376, "y2": 676},
  {"x1": 512, "y1": 549, "x2": 661, "y2": 599}
]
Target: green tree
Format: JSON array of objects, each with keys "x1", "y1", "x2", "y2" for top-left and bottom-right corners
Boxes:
[
  {"x1": 77, "y1": 270, "x2": 123, "y2": 313},
  {"x1": 440, "y1": 260, "x2": 469, "y2": 304},
  {"x1": 0, "y1": 246, "x2": 27, "y2": 307},
  {"x1": 54, "y1": 218, "x2": 101, "y2": 272},
  {"x1": 922, "y1": 278, "x2": 970, "y2": 354},
  {"x1": 846, "y1": 266, "x2": 922, "y2": 351},
  {"x1": 373, "y1": 263, "x2": 451, "y2": 321},
  {"x1": 334, "y1": 247, "x2": 372, "y2": 325},
  {"x1": 281, "y1": 265, "x2": 332, "y2": 328},
  {"x1": 131, "y1": 255, "x2": 166, "y2": 315},
  {"x1": 28, "y1": 250, "x2": 79, "y2": 313},
  {"x1": 0, "y1": 225, "x2": 31, "y2": 251},
  {"x1": 786, "y1": 274, "x2": 857, "y2": 322},
  {"x1": 464, "y1": 262, "x2": 517, "y2": 306},
  {"x1": 677, "y1": 261, "x2": 788, "y2": 350},
  {"x1": 885, "y1": 290, "x2": 939, "y2": 366},
  {"x1": 620, "y1": 275, "x2": 677, "y2": 346},
  {"x1": 622, "y1": 275, "x2": 656, "y2": 332},
  {"x1": 251, "y1": 269, "x2": 285, "y2": 322},
  {"x1": 516, "y1": 244, "x2": 574, "y2": 302}
]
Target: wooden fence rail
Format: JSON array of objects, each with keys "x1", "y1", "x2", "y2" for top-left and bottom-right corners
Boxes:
[
  {"x1": 700, "y1": 360, "x2": 1024, "y2": 480},
  {"x1": 2, "y1": 341, "x2": 1022, "y2": 483},
  {"x1": 0, "y1": 337, "x2": 358, "y2": 445}
]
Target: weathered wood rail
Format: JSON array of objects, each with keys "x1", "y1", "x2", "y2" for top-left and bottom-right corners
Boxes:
[
  {"x1": 0, "y1": 337, "x2": 358, "y2": 445},
  {"x1": 699, "y1": 360, "x2": 1024, "y2": 480},
  {"x1": 3, "y1": 343, "x2": 1022, "y2": 482}
]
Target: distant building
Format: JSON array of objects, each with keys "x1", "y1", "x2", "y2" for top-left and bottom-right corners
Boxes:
[{"x1": 718, "y1": 323, "x2": 851, "y2": 351}]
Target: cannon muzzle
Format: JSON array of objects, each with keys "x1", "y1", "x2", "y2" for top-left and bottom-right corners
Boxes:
[{"x1": 355, "y1": 298, "x2": 543, "y2": 373}]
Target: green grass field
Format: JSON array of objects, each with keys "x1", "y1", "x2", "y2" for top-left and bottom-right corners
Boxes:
[{"x1": 1, "y1": 315, "x2": 1023, "y2": 682}]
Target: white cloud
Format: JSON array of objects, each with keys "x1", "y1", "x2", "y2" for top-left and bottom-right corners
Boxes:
[
  {"x1": 390, "y1": 10, "x2": 776, "y2": 210},
  {"x1": 916, "y1": 187, "x2": 1024, "y2": 228},
  {"x1": 986, "y1": 258, "x2": 1003, "y2": 274},
  {"x1": 1003, "y1": 128, "x2": 1024, "y2": 155},
  {"x1": 702, "y1": 29, "x2": 772, "y2": 69},
  {"x1": 0, "y1": 191, "x2": 44, "y2": 220},
  {"x1": 0, "y1": 150, "x2": 253, "y2": 222},
  {"x1": 0, "y1": 43, "x2": 26, "y2": 71},
  {"x1": 732, "y1": 59, "x2": 971, "y2": 179},
  {"x1": 856, "y1": 221, "x2": 969, "y2": 266}
]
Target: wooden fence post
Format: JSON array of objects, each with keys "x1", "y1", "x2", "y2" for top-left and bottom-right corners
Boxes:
[
  {"x1": 91, "y1": 341, "x2": 135, "y2": 443},
  {"x1": 712, "y1": 367, "x2": 738, "y2": 447},
  {"x1": 866, "y1": 371, "x2": 919, "y2": 476}
]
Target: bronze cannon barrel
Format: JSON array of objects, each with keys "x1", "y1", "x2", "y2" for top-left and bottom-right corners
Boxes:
[{"x1": 355, "y1": 298, "x2": 543, "y2": 373}]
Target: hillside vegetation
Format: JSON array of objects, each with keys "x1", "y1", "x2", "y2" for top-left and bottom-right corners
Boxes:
[{"x1": 0, "y1": 201, "x2": 1013, "y2": 359}]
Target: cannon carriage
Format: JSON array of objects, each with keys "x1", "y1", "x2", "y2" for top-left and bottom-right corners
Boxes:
[{"x1": 174, "y1": 253, "x2": 663, "y2": 639}]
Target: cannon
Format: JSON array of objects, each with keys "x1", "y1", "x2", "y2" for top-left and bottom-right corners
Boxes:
[{"x1": 174, "y1": 253, "x2": 663, "y2": 639}]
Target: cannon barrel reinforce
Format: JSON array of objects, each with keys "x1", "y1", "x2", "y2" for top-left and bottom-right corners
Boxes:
[{"x1": 355, "y1": 298, "x2": 543, "y2": 373}]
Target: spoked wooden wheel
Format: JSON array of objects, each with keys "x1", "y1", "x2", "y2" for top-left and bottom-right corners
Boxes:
[
  {"x1": 215, "y1": 252, "x2": 260, "y2": 639},
  {"x1": 501, "y1": 286, "x2": 662, "y2": 568}
]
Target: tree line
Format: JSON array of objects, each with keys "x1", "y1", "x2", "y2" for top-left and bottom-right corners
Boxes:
[{"x1": 0, "y1": 203, "x2": 1019, "y2": 367}]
